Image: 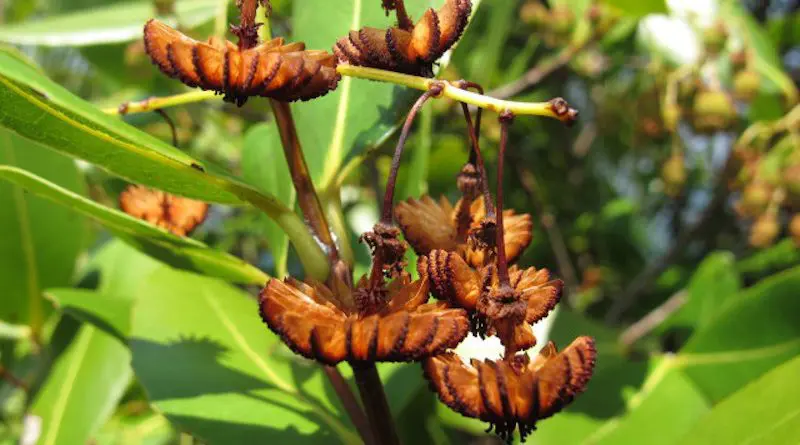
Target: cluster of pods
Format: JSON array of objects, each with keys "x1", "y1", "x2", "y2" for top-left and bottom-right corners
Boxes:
[{"x1": 133, "y1": 0, "x2": 596, "y2": 442}]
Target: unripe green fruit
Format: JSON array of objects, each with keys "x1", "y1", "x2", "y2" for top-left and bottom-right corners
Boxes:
[
  {"x1": 703, "y1": 21, "x2": 728, "y2": 56},
  {"x1": 692, "y1": 90, "x2": 736, "y2": 133},
  {"x1": 733, "y1": 70, "x2": 761, "y2": 102},
  {"x1": 662, "y1": 153, "x2": 686, "y2": 197},
  {"x1": 520, "y1": 2, "x2": 549, "y2": 27},
  {"x1": 740, "y1": 181, "x2": 771, "y2": 216},
  {"x1": 551, "y1": 5, "x2": 574, "y2": 36},
  {"x1": 749, "y1": 213, "x2": 780, "y2": 248}
]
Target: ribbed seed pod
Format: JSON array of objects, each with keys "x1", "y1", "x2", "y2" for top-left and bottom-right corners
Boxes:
[
  {"x1": 334, "y1": 0, "x2": 472, "y2": 76},
  {"x1": 396, "y1": 195, "x2": 533, "y2": 269},
  {"x1": 143, "y1": 19, "x2": 340, "y2": 105},
  {"x1": 418, "y1": 250, "x2": 562, "y2": 347},
  {"x1": 259, "y1": 275, "x2": 470, "y2": 365},
  {"x1": 423, "y1": 336, "x2": 597, "y2": 443},
  {"x1": 119, "y1": 185, "x2": 208, "y2": 236}
]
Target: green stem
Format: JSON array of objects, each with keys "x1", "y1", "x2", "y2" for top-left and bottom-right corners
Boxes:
[
  {"x1": 336, "y1": 65, "x2": 577, "y2": 123},
  {"x1": 103, "y1": 91, "x2": 218, "y2": 115}
]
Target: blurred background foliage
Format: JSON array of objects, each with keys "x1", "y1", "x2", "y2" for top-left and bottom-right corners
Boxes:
[{"x1": 0, "y1": 0, "x2": 798, "y2": 444}]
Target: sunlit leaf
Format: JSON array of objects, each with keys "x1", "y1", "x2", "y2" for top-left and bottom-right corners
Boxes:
[
  {"x1": 0, "y1": 0, "x2": 218, "y2": 47},
  {"x1": 0, "y1": 166, "x2": 269, "y2": 285},
  {"x1": 0, "y1": 129, "x2": 87, "y2": 330},
  {"x1": 130, "y1": 267, "x2": 361, "y2": 444}
]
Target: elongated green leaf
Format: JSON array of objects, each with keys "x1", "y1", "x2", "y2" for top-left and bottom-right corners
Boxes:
[
  {"x1": 681, "y1": 266, "x2": 800, "y2": 402},
  {"x1": 0, "y1": 166, "x2": 269, "y2": 285},
  {"x1": 679, "y1": 355, "x2": 800, "y2": 445},
  {"x1": 46, "y1": 289, "x2": 132, "y2": 342},
  {"x1": 0, "y1": 49, "x2": 329, "y2": 279},
  {"x1": 0, "y1": 129, "x2": 87, "y2": 329},
  {"x1": 666, "y1": 252, "x2": 741, "y2": 330},
  {"x1": 600, "y1": 0, "x2": 667, "y2": 17},
  {"x1": 30, "y1": 324, "x2": 132, "y2": 445},
  {"x1": 130, "y1": 267, "x2": 360, "y2": 445},
  {"x1": 0, "y1": 0, "x2": 218, "y2": 47},
  {"x1": 242, "y1": 124, "x2": 295, "y2": 277},
  {"x1": 292, "y1": 0, "x2": 440, "y2": 185},
  {"x1": 721, "y1": 2, "x2": 798, "y2": 105},
  {"x1": 535, "y1": 269, "x2": 800, "y2": 445}
]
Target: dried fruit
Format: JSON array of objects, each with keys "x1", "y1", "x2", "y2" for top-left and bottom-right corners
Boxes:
[
  {"x1": 424, "y1": 336, "x2": 597, "y2": 443},
  {"x1": 396, "y1": 196, "x2": 533, "y2": 268},
  {"x1": 333, "y1": 0, "x2": 472, "y2": 76},
  {"x1": 790, "y1": 214, "x2": 800, "y2": 246},
  {"x1": 259, "y1": 274, "x2": 469, "y2": 364},
  {"x1": 418, "y1": 250, "x2": 561, "y2": 343},
  {"x1": 740, "y1": 181, "x2": 772, "y2": 216},
  {"x1": 143, "y1": 19, "x2": 340, "y2": 105},
  {"x1": 119, "y1": 185, "x2": 208, "y2": 236},
  {"x1": 749, "y1": 213, "x2": 779, "y2": 248}
]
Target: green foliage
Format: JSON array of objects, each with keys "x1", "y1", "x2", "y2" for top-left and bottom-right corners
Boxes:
[
  {"x1": 0, "y1": 130, "x2": 87, "y2": 331},
  {"x1": 0, "y1": 0, "x2": 798, "y2": 444}
]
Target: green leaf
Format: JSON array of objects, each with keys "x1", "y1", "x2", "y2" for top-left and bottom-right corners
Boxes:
[
  {"x1": 242, "y1": 124, "x2": 295, "y2": 277},
  {"x1": 600, "y1": 0, "x2": 667, "y2": 17},
  {"x1": 736, "y1": 239, "x2": 800, "y2": 276},
  {"x1": 129, "y1": 267, "x2": 360, "y2": 444},
  {"x1": 680, "y1": 266, "x2": 800, "y2": 402},
  {"x1": 30, "y1": 324, "x2": 132, "y2": 445},
  {"x1": 0, "y1": 129, "x2": 87, "y2": 330},
  {"x1": 292, "y1": 0, "x2": 444, "y2": 186},
  {"x1": 46, "y1": 289, "x2": 132, "y2": 342},
  {"x1": 679, "y1": 355, "x2": 800, "y2": 445},
  {"x1": 721, "y1": 2, "x2": 798, "y2": 105},
  {"x1": 0, "y1": 49, "x2": 329, "y2": 278},
  {"x1": 667, "y1": 252, "x2": 741, "y2": 330},
  {"x1": 0, "y1": 0, "x2": 218, "y2": 47},
  {"x1": 0, "y1": 166, "x2": 269, "y2": 285}
]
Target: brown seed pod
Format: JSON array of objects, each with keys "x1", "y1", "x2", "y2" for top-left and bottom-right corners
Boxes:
[
  {"x1": 423, "y1": 336, "x2": 597, "y2": 443},
  {"x1": 119, "y1": 185, "x2": 208, "y2": 236},
  {"x1": 396, "y1": 196, "x2": 532, "y2": 268},
  {"x1": 334, "y1": 0, "x2": 472, "y2": 76},
  {"x1": 143, "y1": 19, "x2": 340, "y2": 105},
  {"x1": 419, "y1": 250, "x2": 562, "y2": 344},
  {"x1": 259, "y1": 275, "x2": 470, "y2": 365}
]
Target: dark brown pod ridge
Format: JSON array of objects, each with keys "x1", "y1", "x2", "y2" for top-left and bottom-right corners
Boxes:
[
  {"x1": 259, "y1": 275, "x2": 470, "y2": 365},
  {"x1": 423, "y1": 336, "x2": 597, "y2": 443},
  {"x1": 143, "y1": 19, "x2": 340, "y2": 105},
  {"x1": 334, "y1": 0, "x2": 472, "y2": 76},
  {"x1": 119, "y1": 185, "x2": 209, "y2": 236}
]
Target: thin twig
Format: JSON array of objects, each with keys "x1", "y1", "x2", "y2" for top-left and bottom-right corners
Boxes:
[
  {"x1": 153, "y1": 109, "x2": 178, "y2": 148},
  {"x1": 487, "y1": 40, "x2": 589, "y2": 100},
  {"x1": 270, "y1": 100, "x2": 340, "y2": 263},
  {"x1": 0, "y1": 365, "x2": 29, "y2": 392},
  {"x1": 605, "y1": 151, "x2": 738, "y2": 323},
  {"x1": 516, "y1": 167, "x2": 580, "y2": 295},
  {"x1": 619, "y1": 291, "x2": 688, "y2": 348}
]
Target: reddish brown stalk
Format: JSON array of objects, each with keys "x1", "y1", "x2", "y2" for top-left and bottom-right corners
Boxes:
[
  {"x1": 232, "y1": 0, "x2": 262, "y2": 49},
  {"x1": 0, "y1": 366, "x2": 28, "y2": 392},
  {"x1": 352, "y1": 363, "x2": 399, "y2": 445},
  {"x1": 381, "y1": 83, "x2": 444, "y2": 224},
  {"x1": 393, "y1": 0, "x2": 414, "y2": 31},
  {"x1": 323, "y1": 366, "x2": 374, "y2": 444},
  {"x1": 270, "y1": 100, "x2": 340, "y2": 262},
  {"x1": 496, "y1": 110, "x2": 515, "y2": 287},
  {"x1": 153, "y1": 109, "x2": 178, "y2": 148},
  {"x1": 455, "y1": 81, "x2": 494, "y2": 218}
]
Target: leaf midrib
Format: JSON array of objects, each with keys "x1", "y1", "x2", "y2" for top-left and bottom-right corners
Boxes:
[
  {"x1": 199, "y1": 288, "x2": 358, "y2": 444},
  {"x1": 3, "y1": 143, "x2": 41, "y2": 330}
]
